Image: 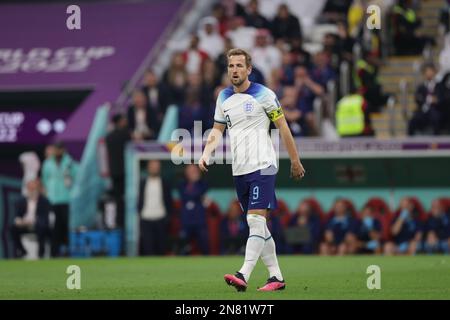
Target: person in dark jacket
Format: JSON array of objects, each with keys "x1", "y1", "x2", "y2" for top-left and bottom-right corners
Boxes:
[
  {"x1": 244, "y1": 0, "x2": 271, "y2": 30},
  {"x1": 10, "y1": 179, "x2": 51, "y2": 258},
  {"x1": 271, "y1": 3, "x2": 302, "y2": 42},
  {"x1": 178, "y1": 164, "x2": 209, "y2": 255},
  {"x1": 424, "y1": 200, "x2": 450, "y2": 254},
  {"x1": 285, "y1": 201, "x2": 322, "y2": 254},
  {"x1": 138, "y1": 160, "x2": 173, "y2": 255},
  {"x1": 141, "y1": 69, "x2": 169, "y2": 133},
  {"x1": 409, "y1": 63, "x2": 442, "y2": 135},
  {"x1": 127, "y1": 89, "x2": 159, "y2": 141},
  {"x1": 105, "y1": 113, "x2": 131, "y2": 228}
]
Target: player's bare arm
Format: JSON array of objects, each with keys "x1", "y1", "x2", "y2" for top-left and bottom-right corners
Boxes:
[
  {"x1": 273, "y1": 116, "x2": 305, "y2": 180},
  {"x1": 199, "y1": 122, "x2": 226, "y2": 172}
]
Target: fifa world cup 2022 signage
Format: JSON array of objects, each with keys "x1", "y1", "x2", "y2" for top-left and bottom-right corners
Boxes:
[
  {"x1": 0, "y1": 47, "x2": 115, "y2": 74},
  {"x1": 0, "y1": 111, "x2": 70, "y2": 143}
]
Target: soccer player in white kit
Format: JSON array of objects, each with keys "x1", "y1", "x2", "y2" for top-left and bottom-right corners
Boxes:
[{"x1": 199, "y1": 48, "x2": 305, "y2": 292}]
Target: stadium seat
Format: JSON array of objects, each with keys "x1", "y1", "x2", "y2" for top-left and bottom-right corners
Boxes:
[
  {"x1": 437, "y1": 198, "x2": 450, "y2": 213},
  {"x1": 365, "y1": 197, "x2": 394, "y2": 242}
]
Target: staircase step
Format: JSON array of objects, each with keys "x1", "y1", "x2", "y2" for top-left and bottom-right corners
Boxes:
[
  {"x1": 420, "y1": 1, "x2": 445, "y2": 10},
  {"x1": 385, "y1": 56, "x2": 422, "y2": 67}
]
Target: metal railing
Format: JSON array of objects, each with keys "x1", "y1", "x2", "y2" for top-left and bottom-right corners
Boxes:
[{"x1": 339, "y1": 61, "x2": 350, "y2": 97}]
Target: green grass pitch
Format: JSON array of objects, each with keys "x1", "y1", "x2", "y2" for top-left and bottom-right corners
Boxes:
[{"x1": 1, "y1": 256, "x2": 449, "y2": 299}]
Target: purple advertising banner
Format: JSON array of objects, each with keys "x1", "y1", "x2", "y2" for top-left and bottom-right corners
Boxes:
[
  {"x1": 0, "y1": 110, "x2": 72, "y2": 144},
  {"x1": 0, "y1": 0, "x2": 183, "y2": 141},
  {"x1": 130, "y1": 137, "x2": 450, "y2": 159}
]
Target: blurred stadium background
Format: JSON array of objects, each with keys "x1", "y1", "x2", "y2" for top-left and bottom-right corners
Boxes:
[{"x1": 0, "y1": 0, "x2": 450, "y2": 271}]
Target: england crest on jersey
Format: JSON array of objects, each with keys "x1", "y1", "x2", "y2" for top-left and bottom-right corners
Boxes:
[{"x1": 244, "y1": 102, "x2": 254, "y2": 113}]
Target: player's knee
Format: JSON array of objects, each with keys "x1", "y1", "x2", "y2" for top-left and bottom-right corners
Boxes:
[{"x1": 246, "y1": 214, "x2": 266, "y2": 236}]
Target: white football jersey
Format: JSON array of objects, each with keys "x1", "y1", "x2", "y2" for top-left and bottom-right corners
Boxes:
[{"x1": 214, "y1": 82, "x2": 284, "y2": 176}]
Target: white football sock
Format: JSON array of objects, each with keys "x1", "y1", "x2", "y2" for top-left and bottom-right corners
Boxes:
[
  {"x1": 238, "y1": 214, "x2": 267, "y2": 282},
  {"x1": 261, "y1": 223, "x2": 283, "y2": 281}
]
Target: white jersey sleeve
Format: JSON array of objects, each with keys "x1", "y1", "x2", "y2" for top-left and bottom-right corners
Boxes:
[
  {"x1": 214, "y1": 93, "x2": 227, "y2": 124},
  {"x1": 261, "y1": 89, "x2": 284, "y2": 122}
]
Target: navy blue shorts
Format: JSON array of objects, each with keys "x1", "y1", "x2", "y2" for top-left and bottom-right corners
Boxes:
[{"x1": 233, "y1": 166, "x2": 278, "y2": 214}]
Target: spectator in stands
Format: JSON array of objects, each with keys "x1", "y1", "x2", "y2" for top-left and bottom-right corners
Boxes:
[
  {"x1": 138, "y1": 160, "x2": 173, "y2": 256},
  {"x1": 178, "y1": 165, "x2": 209, "y2": 255},
  {"x1": 216, "y1": 37, "x2": 234, "y2": 76},
  {"x1": 268, "y1": 66, "x2": 284, "y2": 95},
  {"x1": 44, "y1": 144, "x2": 56, "y2": 160},
  {"x1": 336, "y1": 89, "x2": 373, "y2": 137},
  {"x1": 42, "y1": 141, "x2": 78, "y2": 257},
  {"x1": 270, "y1": 3, "x2": 302, "y2": 43},
  {"x1": 182, "y1": 35, "x2": 210, "y2": 75},
  {"x1": 321, "y1": 0, "x2": 352, "y2": 23},
  {"x1": 351, "y1": 205, "x2": 382, "y2": 254},
  {"x1": 294, "y1": 65, "x2": 324, "y2": 136},
  {"x1": 439, "y1": 35, "x2": 450, "y2": 77},
  {"x1": 198, "y1": 16, "x2": 225, "y2": 60},
  {"x1": 225, "y1": 16, "x2": 257, "y2": 51},
  {"x1": 19, "y1": 151, "x2": 40, "y2": 197},
  {"x1": 285, "y1": 201, "x2": 322, "y2": 254},
  {"x1": 336, "y1": 21, "x2": 355, "y2": 64},
  {"x1": 10, "y1": 179, "x2": 51, "y2": 258},
  {"x1": 440, "y1": 0, "x2": 450, "y2": 34},
  {"x1": 384, "y1": 198, "x2": 423, "y2": 255},
  {"x1": 219, "y1": 200, "x2": 248, "y2": 255},
  {"x1": 347, "y1": 0, "x2": 365, "y2": 38},
  {"x1": 310, "y1": 51, "x2": 336, "y2": 91},
  {"x1": 141, "y1": 69, "x2": 168, "y2": 132},
  {"x1": 408, "y1": 63, "x2": 443, "y2": 136},
  {"x1": 391, "y1": 0, "x2": 435, "y2": 55},
  {"x1": 354, "y1": 52, "x2": 388, "y2": 113},
  {"x1": 424, "y1": 200, "x2": 450, "y2": 254},
  {"x1": 243, "y1": 0, "x2": 271, "y2": 30},
  {"x1": 278, "y1": 51, "x2": 295, "y2": 86},
  {"x1": 221, "y1": 0, "x2": 247, "y2": 19},
  {"x1": 248, "y1": 65, "x2": 266, "y2": 85},
  {"x1": 280, "y1": 86, "x2": 303, "y2": 136},
  {"x1": 162, "y1": 52, "x2": 188, "y2": 106},
  {"x1": 320, "y1": 199, "x2": 359, "y2": 255},
  {"x1": 251, "y1": 28, "x2": 282, "y2": 82},
  {"x1": 127, "y1": 89, "x2": 158, "y2": 141},
  {"x1": 105, "y1": 113, "x2": 130, "y2": 229},
  {"x1": 211, "y1": 3, "x2": 228, "y2": 37},
  {"x1": 290, "y1": 36, "x2": 312, "y2": 68},
  {"x1": 322, "y1": 33, "x2": 340, "y2": 70},
  {"x1": 202, "y1": 59, "x2": 222, "y2": 129},
  {"x1": 438, "y1": 61, "x2": 450, "y2": 133},
  {"x1": 178, "y1": 75, "x2": 207, "y2": 134}
]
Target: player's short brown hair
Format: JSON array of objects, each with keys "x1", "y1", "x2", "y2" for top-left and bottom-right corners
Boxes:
[{"x1": 227, "y1": 48, "x2": 252, "y2": 68}]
